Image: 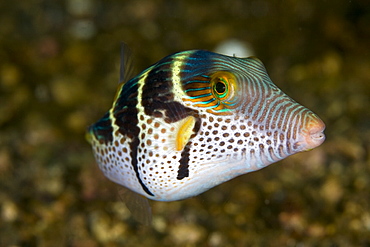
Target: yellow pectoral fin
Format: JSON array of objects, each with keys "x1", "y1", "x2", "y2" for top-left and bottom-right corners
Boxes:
[{"x1": 175, "y1": 116, "x2": 196, "y2": 151}]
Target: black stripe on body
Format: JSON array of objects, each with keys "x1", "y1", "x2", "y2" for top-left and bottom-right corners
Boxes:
[
  {"x1": 177, "y1": 144, "x2": 191, "y2": 180},
  {"x1": 113, "y1": 78, "x2": 154, "y2": 196},
  {"x1": 140, "y1": 54, "x2": 203, "y2": 180},
  {"x1": 141, "y1": 58, "x2": 197, "y2": 123},
  {"x1": 177, "y1": 117, "x2": 201, "y2": 180},
  {"x1": 129, "y1": 136, "x2": 154, "y2": 196}
]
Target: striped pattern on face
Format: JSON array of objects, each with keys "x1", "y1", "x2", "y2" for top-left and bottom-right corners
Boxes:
[{"x1": 87, "y1": 50, "x2": 325, "y2": 201}]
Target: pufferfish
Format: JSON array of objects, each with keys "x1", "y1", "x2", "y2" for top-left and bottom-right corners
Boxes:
[{"x1": 87, "y1": 46, "x2": 325, "y2": 202}]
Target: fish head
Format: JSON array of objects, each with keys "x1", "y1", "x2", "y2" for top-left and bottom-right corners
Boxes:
[{"x1": 181, "y1": 53, "x2": 326, "y2": 153}]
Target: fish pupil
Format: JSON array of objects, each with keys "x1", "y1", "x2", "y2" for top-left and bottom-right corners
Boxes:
[{"x1": 214, "y1": 79, "x2": 226, "y2": 94}]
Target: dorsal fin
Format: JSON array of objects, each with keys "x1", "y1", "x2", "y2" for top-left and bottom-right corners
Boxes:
[{"x1": 119, "y1": 42, "x2": 135, "y2": 84}]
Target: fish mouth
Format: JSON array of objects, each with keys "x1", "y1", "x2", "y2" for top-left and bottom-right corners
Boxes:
[{"x1": 299, "y1": 115, "x2": 326, "y2": 151}]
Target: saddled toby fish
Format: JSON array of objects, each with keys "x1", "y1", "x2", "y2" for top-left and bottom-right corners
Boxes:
[{"x1": 87, "y1": 45, "x2": 325, "y2": 202}]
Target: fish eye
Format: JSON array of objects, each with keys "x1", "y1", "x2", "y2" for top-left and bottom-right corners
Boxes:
[
  {"x1": 211, "y1": 72, "x2": 234, "y2": 100},
  {"x1": 214, "y1": 79, "x2": 227, "y2": 95},
  {"x1": 183, "y1": 71, "x2": 238, "y2": 113}
]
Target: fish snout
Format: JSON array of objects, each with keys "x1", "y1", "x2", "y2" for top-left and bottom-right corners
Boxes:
[{"x1": 300, "y1": 114, "x2": 326, "y2": 150}]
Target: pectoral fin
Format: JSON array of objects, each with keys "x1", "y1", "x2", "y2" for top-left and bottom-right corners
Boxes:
[{"x1": 175, "y1": 116, "x2": 196, "y2": 151}]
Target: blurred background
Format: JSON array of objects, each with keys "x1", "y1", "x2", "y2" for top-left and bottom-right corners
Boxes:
[{"x1": 0, "y1": 0, "x2": 369, "y2": 246}]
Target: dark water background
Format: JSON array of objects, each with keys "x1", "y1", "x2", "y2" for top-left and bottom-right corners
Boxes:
[{"x1": 0, "y1": 0, "x2": 369, "y2": 246}]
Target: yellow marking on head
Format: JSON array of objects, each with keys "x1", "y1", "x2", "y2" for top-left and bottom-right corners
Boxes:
[
  {"x1": 171, "y1": 54, "x2": 191, "y2": 101},
  {"x1": 175, "y1": 116, "x2": 196, "y2": 151}
]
